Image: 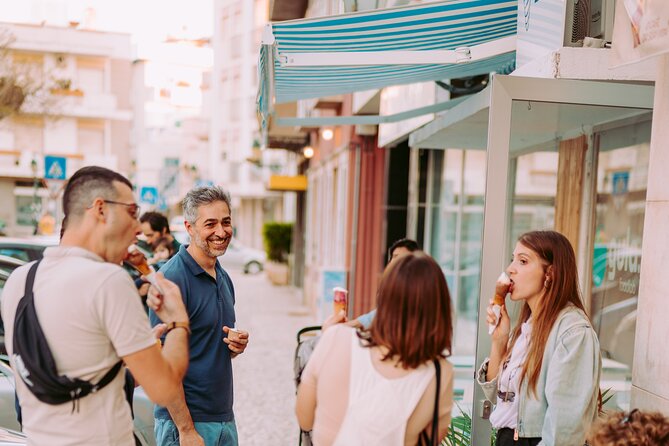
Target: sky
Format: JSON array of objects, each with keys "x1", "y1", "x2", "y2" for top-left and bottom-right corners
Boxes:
[{"x1": 0, "y1": 0, "x2": 214, "y2": 45}]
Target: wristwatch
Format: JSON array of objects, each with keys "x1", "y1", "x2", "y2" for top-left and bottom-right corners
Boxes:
[{"x1": 165, "y1": 321, "x2": 191, "y2": 335}]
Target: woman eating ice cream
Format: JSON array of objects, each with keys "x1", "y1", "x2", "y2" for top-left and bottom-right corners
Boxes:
[{"x1": 477, "y1": 230, "x2": 601, "y2": 446}]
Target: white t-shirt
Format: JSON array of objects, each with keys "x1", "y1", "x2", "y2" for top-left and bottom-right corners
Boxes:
[
  {"x1": 1, "y1": 246, "x2": 156, "y2": 446},
  {"x1": 489, "y1": 320, "x2": 532, "y2": 430}
]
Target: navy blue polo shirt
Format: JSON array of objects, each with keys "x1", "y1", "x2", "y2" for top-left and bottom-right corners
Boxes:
[{"x1": 149, "y1": 244, "x2": 236, "y2": 423}]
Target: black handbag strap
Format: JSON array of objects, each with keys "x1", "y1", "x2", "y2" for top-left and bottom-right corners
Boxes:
[
  {"x1": 419, "y1": 358, "x2": 441, "y2": 446},
  {"x1": 23, "y1": 260, "x2": 40, "y2": 297}
]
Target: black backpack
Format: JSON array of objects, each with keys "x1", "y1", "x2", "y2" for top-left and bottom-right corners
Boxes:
[{"x1": 12, "y1": 260, "x2": 122, "y2": 411}]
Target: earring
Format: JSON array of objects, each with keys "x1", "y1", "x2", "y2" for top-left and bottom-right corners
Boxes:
[{"x1": 544, "y1": 278, "x2": 551, "y2": 289}]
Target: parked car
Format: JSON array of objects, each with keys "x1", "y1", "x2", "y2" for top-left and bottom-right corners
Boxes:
[
  {"x1": 0, "y1": 257, "x2": 26, "y2": 355},
  {"x1": 218, "y1": 240, "x2": 266, "y2": 274},
  {"x1": 0, "y1": 356, "x2": 155, "y2": 445},
  {"x1": 0, "y1": 256, "x2": 24, "y2": 276},
  {"x1": 0, "y1": 237, "x2": 59, "y2": 262}
]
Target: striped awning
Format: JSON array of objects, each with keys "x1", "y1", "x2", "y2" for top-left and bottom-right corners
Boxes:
[{"x1": 257, "y1": 0, "x2": 517, "y2": 119}]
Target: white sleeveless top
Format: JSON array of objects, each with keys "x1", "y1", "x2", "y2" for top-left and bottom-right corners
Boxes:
[{"x1": 332, "y1": 330, "x2": 435, "y2": 446}]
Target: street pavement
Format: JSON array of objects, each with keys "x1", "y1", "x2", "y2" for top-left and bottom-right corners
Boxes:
[{"x1": 228, "y1": 268, "x2": 317, "y2": 446}]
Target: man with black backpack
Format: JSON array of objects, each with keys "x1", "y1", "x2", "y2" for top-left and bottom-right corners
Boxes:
[{"x1": 1, "y1": 166, "x2": 191, "y2": 445}]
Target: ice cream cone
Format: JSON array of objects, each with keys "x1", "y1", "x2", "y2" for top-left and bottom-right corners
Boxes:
[{"x1": 489, "y1": 272, "x2": 510, "y2": 335}]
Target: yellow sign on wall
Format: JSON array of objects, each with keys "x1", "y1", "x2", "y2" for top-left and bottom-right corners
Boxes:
[{"x1": 267, "y1": 175, "x2": 307, "y2": 191}]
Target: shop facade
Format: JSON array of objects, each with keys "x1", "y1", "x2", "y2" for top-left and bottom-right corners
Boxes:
[{"x1": 259, "y1": 1, "x2": 669, "y2": 443}]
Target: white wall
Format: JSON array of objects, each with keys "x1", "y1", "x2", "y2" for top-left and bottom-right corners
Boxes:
[
  {"x1": 44, "y1": 118, "x2": 77, "y2": 154},
  {"x1": 631, "y1": 54, "x2": 669, "y2": 414}
]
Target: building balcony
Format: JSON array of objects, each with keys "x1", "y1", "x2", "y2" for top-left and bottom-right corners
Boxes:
[
  {"x1": 49, "y1": 88, "x2": 85, "y2": 97},
  {"x1": 22, "y1": 91, "x2": 132, "y2": 121},
  {"x1": 0, "y1": 149, "x2": 117, "y2": 180}
]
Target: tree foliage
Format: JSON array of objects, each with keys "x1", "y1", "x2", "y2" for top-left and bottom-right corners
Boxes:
[{"x1": 0, "y1": 28, "x2": 59, "y2": 120}]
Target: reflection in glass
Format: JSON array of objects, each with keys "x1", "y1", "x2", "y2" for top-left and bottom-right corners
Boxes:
[
  {"x1": 590, "y1": 138, "x2": 649, "y2": 412},
  {"x1": 510, "y1": 152, "x2": 558, "y2": 246}
]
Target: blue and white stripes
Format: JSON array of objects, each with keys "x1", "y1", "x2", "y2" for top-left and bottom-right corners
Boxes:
[{"x1": 258, "y1": 0, "x2": 517, "y2": 115}]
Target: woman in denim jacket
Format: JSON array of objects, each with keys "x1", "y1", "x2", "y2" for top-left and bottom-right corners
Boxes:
[{"x1": 477, "y1": 230, "x2": 601, "y2": 446}]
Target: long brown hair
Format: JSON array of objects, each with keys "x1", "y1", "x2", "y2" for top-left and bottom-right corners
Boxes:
[
  {"x1": 507, "y1": 230, "x2": 587, "y2": 396},
  {"x1": 366, "y1": 252, "x2": 453, "y2": 369}
]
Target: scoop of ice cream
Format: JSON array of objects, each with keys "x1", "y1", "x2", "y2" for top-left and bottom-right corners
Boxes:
[{"x1": 495, "y1": 271, "x2": 511, "y2": 299}]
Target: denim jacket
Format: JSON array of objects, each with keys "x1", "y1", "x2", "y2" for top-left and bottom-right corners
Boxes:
[{"x1": 476, "y1": 305, "x2": 602, "y2": 446}]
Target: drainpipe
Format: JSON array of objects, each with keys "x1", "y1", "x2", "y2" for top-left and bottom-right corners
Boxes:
[{"x1": 348, "y1": 141, "x2": 362, "y2": 318}]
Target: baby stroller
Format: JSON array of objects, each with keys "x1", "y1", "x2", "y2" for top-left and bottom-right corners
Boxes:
[{"x1": 294, "y1": 325, "x2": 322, "y2": 446}]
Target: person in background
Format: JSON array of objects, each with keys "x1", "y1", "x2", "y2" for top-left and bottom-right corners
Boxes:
[
  {"x1": 386, "y1": 238, "x2": 420, "y2": 263},
  {"x1": 477, "y1": 230, "x2": 601, "y2": 446},
  {"x1": 139, "y1": 211, "x2": 181, "y2": 257},
  {"x1": 132, "y1": 212, "x2": 180, "y2": 303},
  {"x1": 587, "y1": 409, "x2": 669, "y2": 446},
  {"x1": 149, "y1": 237, "x2": 176, "y2": 270},
  {"x1": 328, "y1": 238, "x2": 419, "y2": 330},
  {"x1": 354, "y1": 238, "x2": 419, "y2": 328},
  {"x1": 296, "y1": 252, "x2": 454, "y2": 445}
]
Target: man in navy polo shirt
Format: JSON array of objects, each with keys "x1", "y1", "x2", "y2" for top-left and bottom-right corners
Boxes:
[{"x1": 150, "y1": 186, "x2": 249, "y2": 446}]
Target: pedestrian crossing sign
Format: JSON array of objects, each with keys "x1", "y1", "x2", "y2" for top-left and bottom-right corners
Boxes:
[
  {"x1": 44, "y1": 156, "x2": 67, "y2": 180},
  {"x1": 140, "y1": 186, "x2": 159, "y2": 205}
]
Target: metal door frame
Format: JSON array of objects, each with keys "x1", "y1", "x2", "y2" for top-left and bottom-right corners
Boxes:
[{"x1": 472, "y1": 74, "x2": 654, "y2": 443}]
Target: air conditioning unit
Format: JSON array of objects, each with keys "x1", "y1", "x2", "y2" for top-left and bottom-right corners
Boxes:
[{"x1": 564, "y1": 0, "x2": 616, "y2": 46}]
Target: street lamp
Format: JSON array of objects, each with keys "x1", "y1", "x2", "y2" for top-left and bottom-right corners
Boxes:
[
  {"x1": 302, "y1": 146, "x2": 314, "y2": 159},
  {"x1": 321, "y1": 128, "x2": 334, "y2": 141}
]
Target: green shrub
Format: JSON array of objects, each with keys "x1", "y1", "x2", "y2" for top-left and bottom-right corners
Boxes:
[{"x1": 262, "y1": 222, "x2": 293, "y2": 263}]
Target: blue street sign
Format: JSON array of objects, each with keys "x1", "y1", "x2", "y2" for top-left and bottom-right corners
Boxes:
[
  {"x1": 157, "y1": 196, "x2": 168, "y2": 211},
  {"x1": 44, "y1": 156, "x2": 67, "y2": 180},
  {"x1": 140, "y1": 186, "x2": 159, "y2": 205}
]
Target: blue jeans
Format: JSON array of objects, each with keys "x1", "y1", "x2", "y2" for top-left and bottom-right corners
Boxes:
[{"x1": 155, "y1": 418, "x2": 238, "y2": 446}]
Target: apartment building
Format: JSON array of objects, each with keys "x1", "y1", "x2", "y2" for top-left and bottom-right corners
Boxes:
[
  {"x1": 212, "y1": 0, "x2": 292, "y2": 250},
  {"x1": 131, "y1": 38, "x2": 212, "y2": 214},
  {"x1": 0, "y1": 22, "x2": 132, "y2": 236}
]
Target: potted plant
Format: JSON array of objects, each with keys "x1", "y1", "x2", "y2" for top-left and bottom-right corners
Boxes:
[
  {"x1": 49, "y1": 78, "x2": 84, "y2": 96},
  {"x1": 262, "y1": 222, "x2": 293, "y2": 285}
]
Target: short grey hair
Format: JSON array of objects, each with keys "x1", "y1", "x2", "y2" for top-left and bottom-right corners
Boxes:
[{"x1": 182, "y1": 186, "x2": 232, "y2": 223}]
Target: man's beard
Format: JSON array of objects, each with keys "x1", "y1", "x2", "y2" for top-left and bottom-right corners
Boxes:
[{"x1": 192, "y1": 232, "x2": 229, "y2": 258}]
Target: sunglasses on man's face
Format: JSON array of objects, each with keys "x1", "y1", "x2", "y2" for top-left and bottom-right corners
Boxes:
[
  {"x1": 87, "y1": 200, "x2": 141, "y2": 219},
  {"x1": 103, "y1": 200, "x2": 141, "y2": 219}
]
